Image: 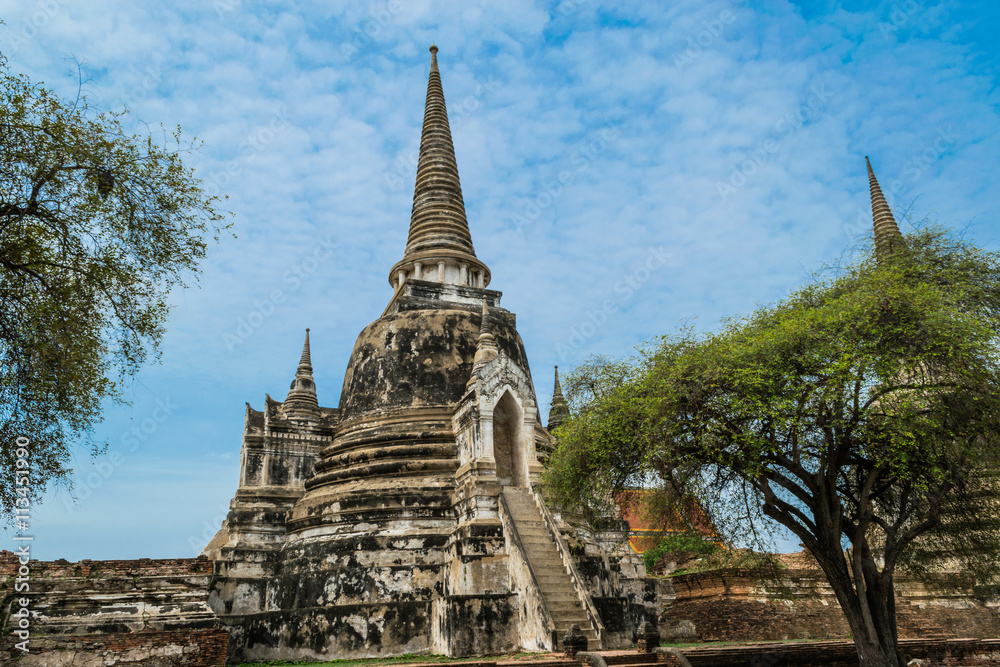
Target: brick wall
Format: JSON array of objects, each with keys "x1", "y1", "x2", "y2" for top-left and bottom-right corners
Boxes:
[
  {"x1": 1, "y1": 628, "x2": 230, "y2": 666},
  {"x1": 662, "y1": 568, "x2": 1000, "y2": 643},
  {"x1": 655, "y1": 638, "x2": 1000, "y2": 666},
  {"x1": 0, "y1": 552, "x2": 226, "y2": 666}
]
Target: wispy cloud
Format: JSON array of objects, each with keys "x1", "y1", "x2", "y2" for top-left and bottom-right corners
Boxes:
[{"x1": 1, "y1": 0, "x2": 998, "y2": 559}]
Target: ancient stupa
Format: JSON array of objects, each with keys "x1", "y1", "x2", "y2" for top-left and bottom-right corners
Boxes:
[{"x1": 203, "y1": 46, "x2": 649, "y2": 662}]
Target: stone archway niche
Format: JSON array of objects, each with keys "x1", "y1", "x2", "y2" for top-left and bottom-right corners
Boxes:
[{"x1": 493, "y1": 390, "x2": 526, "y2": 487}]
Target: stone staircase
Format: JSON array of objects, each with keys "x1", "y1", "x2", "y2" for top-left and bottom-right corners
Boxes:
[{"x1": 502, "y1": 487, "x2": 600, "y2": 649}]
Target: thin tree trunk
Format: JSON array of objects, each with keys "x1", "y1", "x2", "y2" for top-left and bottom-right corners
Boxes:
[
  {"x1": 863, "y1": 554, "x2": 903, "y2": 667},
  {"x1": 812, "y1": 544, "x2": 899, "y2": 667}
]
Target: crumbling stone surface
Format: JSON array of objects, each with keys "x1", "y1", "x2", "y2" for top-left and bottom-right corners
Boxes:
[
  {"x1": 563, "y1": 624, "x2": 588, "y2": 657},
  {"x1": 0, "y1": 628, "x2": 229, "y2": 666},
  {"x1": 337, "y1": 296, "x2": 528, "y2": 419},
  {"x1": 662, "y1": 568, "x2": 1000, "y2": 642},
  {"x1": 0, "y1": 553, "x2": 225, "y2": 666},
  {"x1": 636, "y1": 620, "x2": 660, "y2": 653},
  {"x1": 652, "y1": 638, "x2": 1000, "y2": 666}
]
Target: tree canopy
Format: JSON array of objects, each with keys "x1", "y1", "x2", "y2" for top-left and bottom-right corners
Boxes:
[
  {"x1": 0, "y1": 55, "x2": 229, "y2": 521},
  {"x1": 546, "y1": 228, "x2": 1000, "y2": 667}
]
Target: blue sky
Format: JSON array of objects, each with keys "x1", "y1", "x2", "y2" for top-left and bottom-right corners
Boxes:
[{"x1": 2, "y1": 0, "x2": 999, "y2": 559}]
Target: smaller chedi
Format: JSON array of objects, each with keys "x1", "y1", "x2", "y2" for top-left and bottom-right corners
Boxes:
[{"x1": 202, "y1": 46, "x2": 651, "y2": 663}]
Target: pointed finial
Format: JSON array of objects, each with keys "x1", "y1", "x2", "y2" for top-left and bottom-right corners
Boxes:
[
  {"x1": 388, "y1": 45, "x2": 490, "y2": 292},
  {"x1": 548, "y1": 365, "x2": 570, "y2": 432},
  {"x1": 866, "y1": 156, "x2": 905, "y2": 262},
  {"x1": 298, "y1": 328, "x2": 312, "y2": 371},
  {"x1": 284, "y1": 328, "x2": 318, "y2": 419},
  {"x1": 480, "y1": 295, "x2": 490, "y2": 329},
  {"x1": 475, "y1": 297, "x2": 496, "y2": 350},
  {"x1": 468, "y1": 298, "x2": 499, "y2": 390}
]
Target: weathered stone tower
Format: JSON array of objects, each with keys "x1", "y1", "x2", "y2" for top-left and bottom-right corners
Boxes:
[{"x1": 204, "y1": 46, "x2": 649, "y2": 662}]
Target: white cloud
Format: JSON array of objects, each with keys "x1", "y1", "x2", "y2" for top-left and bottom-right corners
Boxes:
[{"x1": 2, "y1": 0, "x2": 999, "y2": 558}]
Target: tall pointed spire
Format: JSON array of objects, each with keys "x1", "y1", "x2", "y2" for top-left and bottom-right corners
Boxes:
[
  {"x1": 284, "y1": 328, "x2": 318, "y2": 419},
  {"x1": 866, "y1": 157, "x2": 905, "y2": 261},
  {"x1": 388, "y1": 46, "x2": 490, "y2": 292},
  {"x1": 548, "y1": 366, "x2": 570, "y2": 432}
]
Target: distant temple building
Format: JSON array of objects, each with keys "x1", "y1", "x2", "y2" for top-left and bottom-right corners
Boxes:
[{"x1": 201, "y1": 46, "x2": 650, "y2": 662}]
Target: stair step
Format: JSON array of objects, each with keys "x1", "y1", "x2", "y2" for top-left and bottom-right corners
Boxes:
[
  {"x1": 554, "y1": 614, "x2": 591, "y2": 624},
  {"x1": 504, "y1": 489, "x2": 604, "y2": 649},
  {"x1": 520, "y1": 537, "x2": 555, "y2": 546},
  {"x1": 523, "y1": 551, "x2": 561, "y2": 562},
  {"x1": 541, "y1": 591, "x2": 579, "y2": 600},
  {"x1": 548, "y1": 604, "x2": 584, "y2": 614}
]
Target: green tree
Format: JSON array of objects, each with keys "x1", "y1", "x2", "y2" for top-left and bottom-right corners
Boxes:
[
  {"x1": 0, "y1": 55, "x2": 229, "y2": 520},
  {"x1": 546, "y1": 229, "x2": 1000, "y2": 667}
]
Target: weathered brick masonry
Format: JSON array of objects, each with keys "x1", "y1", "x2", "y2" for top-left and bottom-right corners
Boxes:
[
  {"x1": 655, "y1": 639, "x2": 1000, "y2": 666},
  {"x1": 0, "y1": 552, "x2": 226, "y2": 666},
  {"x1": 660, "y1": 568, "x2": 1000, "y2": 643}
]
